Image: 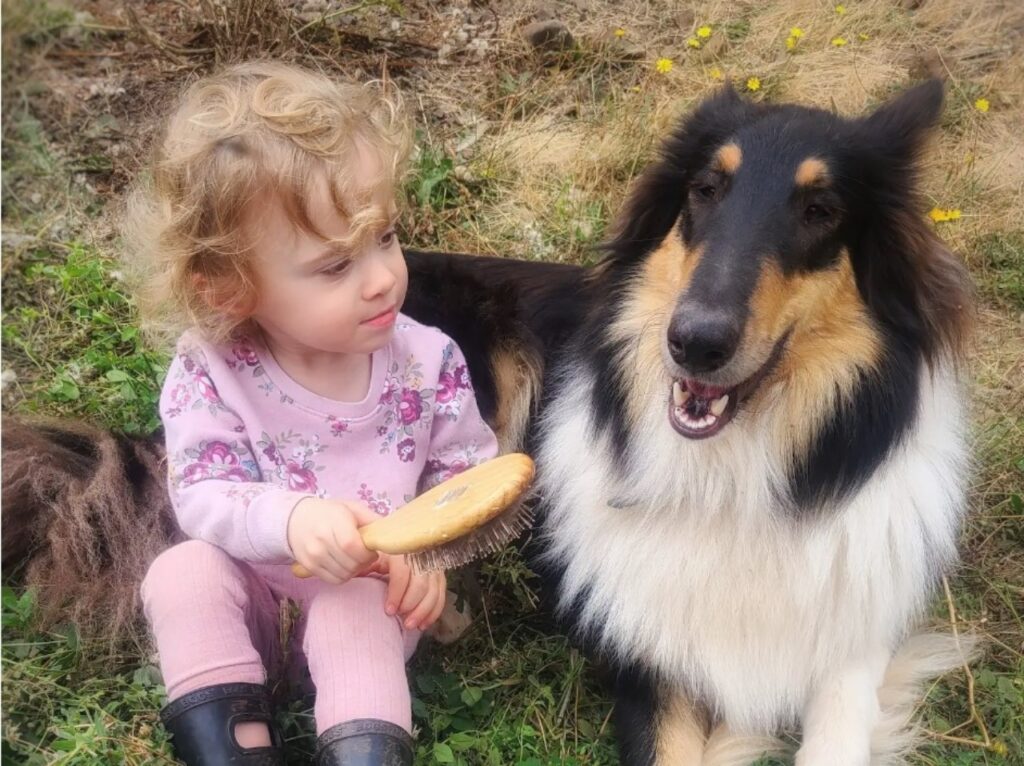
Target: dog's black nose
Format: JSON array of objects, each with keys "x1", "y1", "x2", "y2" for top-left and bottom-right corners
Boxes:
[{"x1": 667, "y1": 312, "x2": 741, "y2": 372}]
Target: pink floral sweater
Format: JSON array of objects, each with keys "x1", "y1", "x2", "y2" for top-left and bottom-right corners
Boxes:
[{"x1": 160, "y1": 315, "x2": 499, "y2": 564}]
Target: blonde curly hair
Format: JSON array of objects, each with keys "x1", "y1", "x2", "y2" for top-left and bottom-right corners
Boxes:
[{"x1": 126, "y1": 61, "x2": 412, "y2": 344}]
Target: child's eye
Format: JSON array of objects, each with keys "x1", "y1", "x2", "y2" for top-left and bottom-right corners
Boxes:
[
  {"x1": 379, "y1": 229, "x2": 397, "y2": 248},
  {"x1": 320, "y1": 259, "x2": 351, "y2": 277}
]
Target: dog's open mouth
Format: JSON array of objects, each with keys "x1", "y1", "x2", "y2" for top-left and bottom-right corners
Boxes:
[
  {"x1": 667, "y1": 332, "x2": 791, "y2": 439},
  {"x1": 669, "y1": 379, "x2": 739, "y2": 439}
]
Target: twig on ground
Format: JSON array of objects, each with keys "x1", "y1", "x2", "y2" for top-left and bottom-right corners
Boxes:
[{"x1": 941, "y1": 574, "x2": 992, "y2": 747}]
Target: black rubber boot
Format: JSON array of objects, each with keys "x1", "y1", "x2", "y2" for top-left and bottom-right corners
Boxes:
[
  {"x1": 314, "y1": 719, "x2": 413, "y2": 766},
  {"x1": 160, "y1": 682, "x2": 286, "y2": 765}
]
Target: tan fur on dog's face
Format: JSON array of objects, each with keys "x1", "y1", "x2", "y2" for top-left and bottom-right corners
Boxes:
[{"x1": 610, "y1": 223, "x2": 880, "y2": 444}]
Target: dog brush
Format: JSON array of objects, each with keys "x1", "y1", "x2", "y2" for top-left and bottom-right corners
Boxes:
[{"x1": 291, "y1": 452, "x2": 535, "y2": 577}]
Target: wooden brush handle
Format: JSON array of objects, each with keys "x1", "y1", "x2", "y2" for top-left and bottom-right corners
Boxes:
[
  {"x1": 290, "y1": 523, "x2": 381, "y2": 579},
  {"x1": 289, "y1": 453, "x2": 534, "y2": 579}
]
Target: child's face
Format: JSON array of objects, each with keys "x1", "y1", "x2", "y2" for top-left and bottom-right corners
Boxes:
[{"x1": 245, "y1": 172, "x2": 408, "y2": 357}]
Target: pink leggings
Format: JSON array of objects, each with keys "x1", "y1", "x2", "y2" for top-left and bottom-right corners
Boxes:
[{"x1": 141, "y1": 540, "x2": 419, "y2": 735}]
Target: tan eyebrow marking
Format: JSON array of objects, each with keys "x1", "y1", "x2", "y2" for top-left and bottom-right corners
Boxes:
[
  {"x1": 795, "y1": 157, "x2": 830, "y2": 186},
  {"x1": 715, "y1": 143, "x2": 742, "y2": 174}
]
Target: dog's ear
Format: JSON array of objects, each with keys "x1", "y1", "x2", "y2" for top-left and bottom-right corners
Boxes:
[
  {"x1": 858, "y1": 79, "x2": 944, "y2": 163},
  {"x1": 846, "y1": 79, "x2": 970, "y2": 363},
  {"x1": 603, "y1": 86, "x2": 761, "y2": 262}
]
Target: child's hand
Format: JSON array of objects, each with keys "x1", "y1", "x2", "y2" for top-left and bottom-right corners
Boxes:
[
  {"x1": 377, "y1": 554, "x2": 447, "y2": 631},
  {"x1": 287, "y1": 498, "x2": 380, "y2": 585}
]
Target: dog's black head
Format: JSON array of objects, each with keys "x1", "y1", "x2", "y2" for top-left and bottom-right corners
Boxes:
[{"x1": 597, "y1": 80, "x2": 970, "y2": 444}]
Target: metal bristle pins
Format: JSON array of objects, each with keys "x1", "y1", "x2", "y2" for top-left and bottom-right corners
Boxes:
[{"x1": 408, "y1": 500, "x2": 534, "y2": 573}]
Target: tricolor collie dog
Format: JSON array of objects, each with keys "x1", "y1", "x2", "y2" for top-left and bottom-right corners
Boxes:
[
  {"x1": 3, "y1": 80, "x2": 972, "y2": 764},
  {"x1": 405, "y1": 79, "x2": 974, "y2": 765}
]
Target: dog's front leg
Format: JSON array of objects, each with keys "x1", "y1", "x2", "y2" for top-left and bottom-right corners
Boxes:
[
  {"x1": 796, "y1": 649, "x2": 889, "y2": 766},
  {"x1": 610, "y1": 670, "x2": 705, "y2": 766}
]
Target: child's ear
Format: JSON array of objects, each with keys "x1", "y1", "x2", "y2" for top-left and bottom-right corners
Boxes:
[{"x1": 192, "y1": 272, "x2": 256, "y2": 317}]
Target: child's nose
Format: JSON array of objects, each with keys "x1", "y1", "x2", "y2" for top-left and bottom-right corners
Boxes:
[{"x1": 364, "y1": 255, "x2": 397, "y2": 299}]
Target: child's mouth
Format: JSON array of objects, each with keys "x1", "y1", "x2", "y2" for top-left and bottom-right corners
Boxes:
[{"x1": 363, "y1": 306, "x2": 396, "y2": 328}]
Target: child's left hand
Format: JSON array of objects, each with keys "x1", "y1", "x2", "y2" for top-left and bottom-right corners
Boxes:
[{"x1": 375, "y1": 554, "x2": 447, "y2": 631}]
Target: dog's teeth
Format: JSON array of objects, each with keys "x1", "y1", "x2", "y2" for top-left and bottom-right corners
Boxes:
[
  {"x1": 672, "y1": 381, "x2": 690, "y2": 407},
  {"x1": 710, "y1": 394, "x2": 729, "y2": 417}
]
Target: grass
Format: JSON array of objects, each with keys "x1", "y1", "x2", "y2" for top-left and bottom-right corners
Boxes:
[
  {"x1": 2, "y1": 0, "x2": 1022, "y2": 764},
  {"x1": 1, "y1": 242, "x2": 167, "y2": 434}
]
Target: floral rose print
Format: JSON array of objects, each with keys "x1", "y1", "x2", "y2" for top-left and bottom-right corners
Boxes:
[
  {"x1": 434, "y1": 343, "x2": 472, "y2": 420},
  {"x1": 419, "y1": 442, "x2": 481, "y2": 491},
  {"x1": 398, "y1": 389, "x2": 424, "y2": 425},
  {"x1": 223, "y1": 342, "x2": 295, "y2": 405},
  {"x1": 174, "y1": 439, "x2": 260, "y2": 486},
  {"x1": 230, "y1": 343, "x2": 260, "y2": 368},
  {"x1": 436, "y1": 364, "x2": 471, "y2": 405},
  {"x1": 193, "y1": 372, "x2": 219, "y2": 403},
  {"x1": 255, "y1": 431, "x2": 325, "y2": 496},
  {"x1": 378, "y1": 372, "x2": 400, "y2": 407},
  {"x1": 169, "y1": 383, "x2": 191, "y2": 410},
  {"x1": 162, "y1": 352, "x2": 233, "y2": 419},
  {"x1": 161, "y1": 326, "x2": 497, "y2": 558},
  {"x1": 377, "y1": 354, "x2": 435, "y2": 454},
  {"x1": 262, "y1": 440, "x2": 283, "y2": 465},
  {"x1": 282, "y1": 461, "x2": 319, "y2": 492},
  {"x1": 327, "y1": 416, "x2": 350, "y2": 438},
  {"x1": 357, "y1": 483, "x2": 394, "y2": 516},
  {"x1": 199, "y1": 440, "x2": 240, "y2": 465},
  {"x1": 436, "y1": 371, "x2": 457, "y2": 404},
  {"x1": 397, "y1": 438, "x2": 416, "y2": 463}
]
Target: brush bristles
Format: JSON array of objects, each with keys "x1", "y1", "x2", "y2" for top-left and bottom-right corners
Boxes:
[{"x1": 409, "y1": 501, "x2": 534, "y2": 573}]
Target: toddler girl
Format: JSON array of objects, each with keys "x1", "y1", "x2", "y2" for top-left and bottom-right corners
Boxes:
[{"x1": 131, "y1": 61, "x2": 498, "y2": 765}]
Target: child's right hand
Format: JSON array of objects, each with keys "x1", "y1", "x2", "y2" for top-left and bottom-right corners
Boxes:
[{"x1": 286, "y1": 498, "x2": 380, "y2": 584}]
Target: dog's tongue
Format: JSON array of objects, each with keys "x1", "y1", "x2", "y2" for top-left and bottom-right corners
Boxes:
[{"x1": 683, "y1": 379, "x2": 729, "y2": 401}]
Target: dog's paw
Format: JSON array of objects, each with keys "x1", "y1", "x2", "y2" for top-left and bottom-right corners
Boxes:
[
  {"x1": 424, "y1": 590, "x2": 473, "y2": 644},
  {"x1": 795, "y1": 742, "x2": 869, "y2": 766}
]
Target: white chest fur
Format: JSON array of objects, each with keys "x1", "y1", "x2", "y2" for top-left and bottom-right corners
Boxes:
[{"x1": 536, "y1": 366, "x2": 967, "y2": 733}]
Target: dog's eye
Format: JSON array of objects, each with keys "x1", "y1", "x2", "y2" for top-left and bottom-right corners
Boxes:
[
  {"x1": 804, "y1": 203, "x2": 832, "y2": 223},
  {"x1": 694, "y1": 184, "x2": 718, "y2": 201}
]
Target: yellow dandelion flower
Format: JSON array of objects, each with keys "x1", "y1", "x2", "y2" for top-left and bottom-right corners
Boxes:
[
  {"x1": 831, "y1": 36, "x2": 848, "y2": 47},
  {"x1": 655, "y1": 57, "x2": 674, "y2": 73},
  {"x1": 928, "y1": 208, "x2": 962, "y2": 223},
  {"x1": 974, "y1": 97, "x2": 990, "y2": 113},
  {"x1": 614, "y1": 28, "x2": 626, "y2": 38},
  {"x1": 790, "y1": 27, "x2": 804, "y2": 38},
  {"x1": 746, "y1": 77, "x2": 761, "y2": 92},
  {"x1": 858, "y1": 32, "x2": 870, "y2": 40},
  {"x1": 697, "y1": 25, "x2": 713, "y2": 38},
  {"x1": 835, "y1": 4, "x2": 848, "y2": 14},
  {"x1": 709, "y1": 67, "x2": 724, "y2": 80},
  {"x1": 786, "y1": 36, "x2": 797, "y2": 50},
  {"x1": 992, "y1": 742, "x2": 1008, "y2": 758},
  {"x1": 687, "y1": 37, "x2": 702, "y2": 49}
]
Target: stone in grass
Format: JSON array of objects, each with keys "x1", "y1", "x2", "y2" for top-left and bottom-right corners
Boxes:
[
  {"x1": 697, "y1": 33, "x2": 730, "y2": 63},
  {"x1": 523, "y1": 19, "x2": 575, "y2": 53},
  {"x1": 907, "y1": 48, "x2": 946, "y2": 81},
  {"x1": 586, "y1": 30, "x2": 644, "y2": 62}
]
